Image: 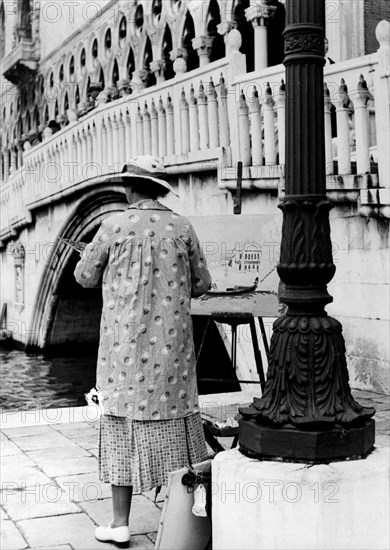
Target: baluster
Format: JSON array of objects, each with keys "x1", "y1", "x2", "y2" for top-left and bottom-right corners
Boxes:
[
  {"x1": 324, "y1": 83, "x2": 334, "y2": 175},
  {"x1": 166, "y1": 94, "x2": 175, "y2": 156},
  {"x1": 150, "y1": 99, "x2": 159, "y2": 157},
  {"x1": 198, "y1": 81, "x2": 209, "y2": 150},
  {"x1": 81, "y1": 128, "x2": 88, "y2": 177},
  {"x1": 125, "y1": 109, "x2": 132, "y2": 159},
  {"x1": 219, "y1": 74, "x2": 230, "y2": 148},
  {"x1": 180, "y1": 88, "x2": 190, "y2": 155},
  {"x1": 70, "y1": 135, "x2": 77, "y2": 182},
  {"x1": 101, "y1": 121, "x2": 108, "y2": 172},
  {"x1": 276, "y1": 79, "x2": 286, "y2": 165},
  {"x1": 336, "y1": 78, "x2": 352, "y2": 175},
  {"x1": 136, "y1": 105, "x2": 144, "y2": 156},
  {"x1": 92, "y1": 122, "x2": 98, "y2": 170},
  {"x1": 106, "y1": 117, "x2": 114, "y2": 170},
  {"x1": 189, "y1": 85, "x2": 200, "y2": 152},
  {"x1": 238, "y1": 90, "x2": 251, "y2": 166},
  {"x1": 352, "y1": 74, "x2": 372, "y2": 174},
  {"x1": 111, "y1": 115, "x2": 120, "y2": 171},
  {"x1": 143, "y1": 102, "x2": 152, "y2": 155},
  {"x1": 118, "y1": 113, "x2": 126, "y2": 166},
  {"x1": 248, "y1": 86, "x2": 263, "y2": 168},
  {"x1": 55, "y1": 144, "x2": 61, "y2": 188},
  {"x1": 158, "y1": 97, "x2": 167, "y2": 158},
  {"x1": 207, "y1": 77, "x2": 219, "y2": 148},
  {"x1": 262, "y1": 82, "x2": 277, "y2": 165},
  {"x1": 87, "y1": 125, "x2": 93, "y2": 166}
]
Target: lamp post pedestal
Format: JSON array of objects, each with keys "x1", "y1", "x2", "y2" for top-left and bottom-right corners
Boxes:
[
  {"x1": 212, "y1": 447, "x2": 390, "y2": 550},
  {"x1": 238, "y1": 0, "x2": 375, "y2": 463}
]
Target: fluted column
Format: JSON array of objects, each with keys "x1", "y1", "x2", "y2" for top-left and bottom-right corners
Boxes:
[{"x1": 239, "y1": 0, "x2": 375, "y2": 463}]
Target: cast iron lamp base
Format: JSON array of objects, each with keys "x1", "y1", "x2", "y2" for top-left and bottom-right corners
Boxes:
[{"x1": 239, "y1": 418, "x2": 375, "y2": 463}]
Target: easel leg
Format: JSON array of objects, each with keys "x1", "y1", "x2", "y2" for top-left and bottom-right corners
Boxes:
[
  {"x1": 258, "y1": 317, "x2": 270, "y2": 360},
  {"x1": 249, "y1": 318, "x2": 265, "y2": 392}
]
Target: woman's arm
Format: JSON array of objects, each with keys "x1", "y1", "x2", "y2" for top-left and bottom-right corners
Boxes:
[{"x1": 74, "y1": 220, "x2": 113, "y2": 288}]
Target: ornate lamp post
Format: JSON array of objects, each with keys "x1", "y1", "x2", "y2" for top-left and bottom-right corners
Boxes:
[{"x1": 239, "y1": 0, "x2": 375, "y2": 462}]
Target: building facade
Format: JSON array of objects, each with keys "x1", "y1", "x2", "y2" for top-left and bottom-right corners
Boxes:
[{"x1": 1, "y1": 0, "x2": 389, "y2": 393}]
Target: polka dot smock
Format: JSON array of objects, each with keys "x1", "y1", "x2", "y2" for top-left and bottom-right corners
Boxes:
[{"x1": 74, "y1": 199, "x2": 212, "y2": 421}]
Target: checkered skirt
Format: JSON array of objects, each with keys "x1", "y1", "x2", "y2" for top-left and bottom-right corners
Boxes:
[{"x1": 98, "y1": 413, "x2": 208, "y2": 492}]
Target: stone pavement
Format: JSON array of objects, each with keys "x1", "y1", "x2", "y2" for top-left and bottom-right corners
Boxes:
[{"x1": 0, "y1": 389, "x2": 389, "y2": 550}]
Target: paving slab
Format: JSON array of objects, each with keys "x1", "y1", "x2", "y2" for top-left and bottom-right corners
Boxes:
[
  {"x1": 129, "y1": 535, "x2": 155, "y2": 549},
  {"x1": 30, "y1": 546, "x2": 73, "y2": 549},
  {"x1": 1, "y1": 426, "x2": 56, "y2": 439},
  {"x1": 146, "y1": 531, "x2": 157, "y2": 544},
  {"x1": 10, "y1": 433, "x2": 80, "y2": 452},
  {"x1": 1, "y1": 438, "x2": 25, "y2": 457},
  {"x1": 17, "y1": 513, "x2": 114, "y2": 550},
  {"x1": 26, "y1": 444, "x2": 91, "y2": 463},
  {"x1": 25, "y1": 455, "x2": 98, "y2": 478},
  {"x1": 143, "y1": 486, "x2": 167, "y2": 507},
  {"x1": 51, "y1": 422, "x2": 95, "y2": 433},
  {"x1": 80, "y1": 494, "x2": 161, "y2": 535},
  {"x1": 2, "y1": 487, "x2": 80, "y2": 521},
  {"x1": 0, "y1": 519, "x2": 28, "y2": 549},
  {"x1": 55, "y1": 473, "x2": 111, "y2": 502},
  {"x1": 1, "y1": 506, "x2": 10, "y2": 519},
  {"x1": 1, "y1": 455, "x2": 53, "y2": 490},
  {"x1": 88, "y1": 447, "x2": 99, "y2": 457}
]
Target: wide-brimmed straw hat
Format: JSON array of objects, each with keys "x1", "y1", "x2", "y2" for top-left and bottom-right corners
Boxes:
[{"x1": 121, "y1": 155, "x2": 178, "y2": 196}]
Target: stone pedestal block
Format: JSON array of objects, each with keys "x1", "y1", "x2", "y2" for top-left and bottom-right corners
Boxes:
[{"x1": 212, "y1": 447, "x2": 389, "y2": 550}]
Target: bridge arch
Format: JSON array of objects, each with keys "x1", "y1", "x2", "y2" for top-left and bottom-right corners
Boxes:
[{"x1": 27, "y1": 186, "x2": 127, "y2": 350}]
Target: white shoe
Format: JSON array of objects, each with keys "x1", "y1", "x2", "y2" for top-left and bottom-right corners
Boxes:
[{"x1": 95, "y1": 523, "x2": 130, "y2": 544}]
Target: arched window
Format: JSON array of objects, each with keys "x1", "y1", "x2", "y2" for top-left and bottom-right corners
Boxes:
[
  {"x1": 80, "y1": 48, "x2": 86, "y2": 71},
  {"x1": 55, "y1": 101, "x2": 59, "y2": 119},
  {"x1": 75, "y1": 86, "x2": 80, "y2": 106},
  {"x1": 127, "y1": 48, "x2": 135, "y2": 81},
  {"x1": 63, "y1": 93, "x2": 69, "y2": 114},
  {"x1": 98, "y1": 66, "x2": 105, "y2": 89},
  {"x1": 233, "y1": 0, "x2": 254, "y2": 72},
  {"x1": 267, "y1": 1, "x2": 285, "y2": 67},
  {"x1": 92, "y1": 38, "x2": 98, "y2": 59},
  {"x1": 143, "y1": 37, "x2": 156, "y2": 87},
  {"x1": 182, "y1": 12, "x2": 198, "y2": 71},
  {"x1": 119, "y1": 16, "x2": 127, "y2": 44},
  {"x1": 152, "y1": 0, "x2": 162, "y2": 24},
  {"x1": 135, "y1": 4, "x2": 144, "y2": 35},
  {"x1": 19, "y1": 0, "x2": 32, "y2": 39},
  {"x1": 207, "y1": 0, "x2": 225, "y2": 62},
  {"x1": 105, "y1": 28, "x2": 112, "y2": 51},
  {"x1": 33, "y1": 106, "x2": 39, "y2": 130},
  {"x1": 59, "y1": 64, "x2": 64, "y2": 82},
  {"x1": 25, "y1": 110, "x2": 31, "y2": 132},
  {"x1": 112, "y1": 59, "x2": 119, "y2": 87},
  {"x1": 69, "y1": 55, "x2": 75, "y2": 77},
  {"x1": 0, "y1": 1, "x2": 5, "y2": 58},
  {"x1": 162, "y1": 26, "x2": 174, "y2": 80}
]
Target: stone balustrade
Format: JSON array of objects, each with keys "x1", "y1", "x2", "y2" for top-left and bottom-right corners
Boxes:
[{"x1": 1, "y1": 20, "x2": 389, "y2": 243}]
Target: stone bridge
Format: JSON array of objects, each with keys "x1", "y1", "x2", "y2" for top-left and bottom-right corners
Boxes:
[{"x1": 1, "y1": 21, "x2": 389, "y2": 393}]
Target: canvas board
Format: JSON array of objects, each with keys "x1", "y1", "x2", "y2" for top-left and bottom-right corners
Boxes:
[{"x1": 188, "y1": 214, "x2": 282, "y2": 296}]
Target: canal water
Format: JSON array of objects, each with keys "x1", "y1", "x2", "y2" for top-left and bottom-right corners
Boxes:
[{"x1": 0, "y1": 346, "x2": 97, "y2": 410}]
